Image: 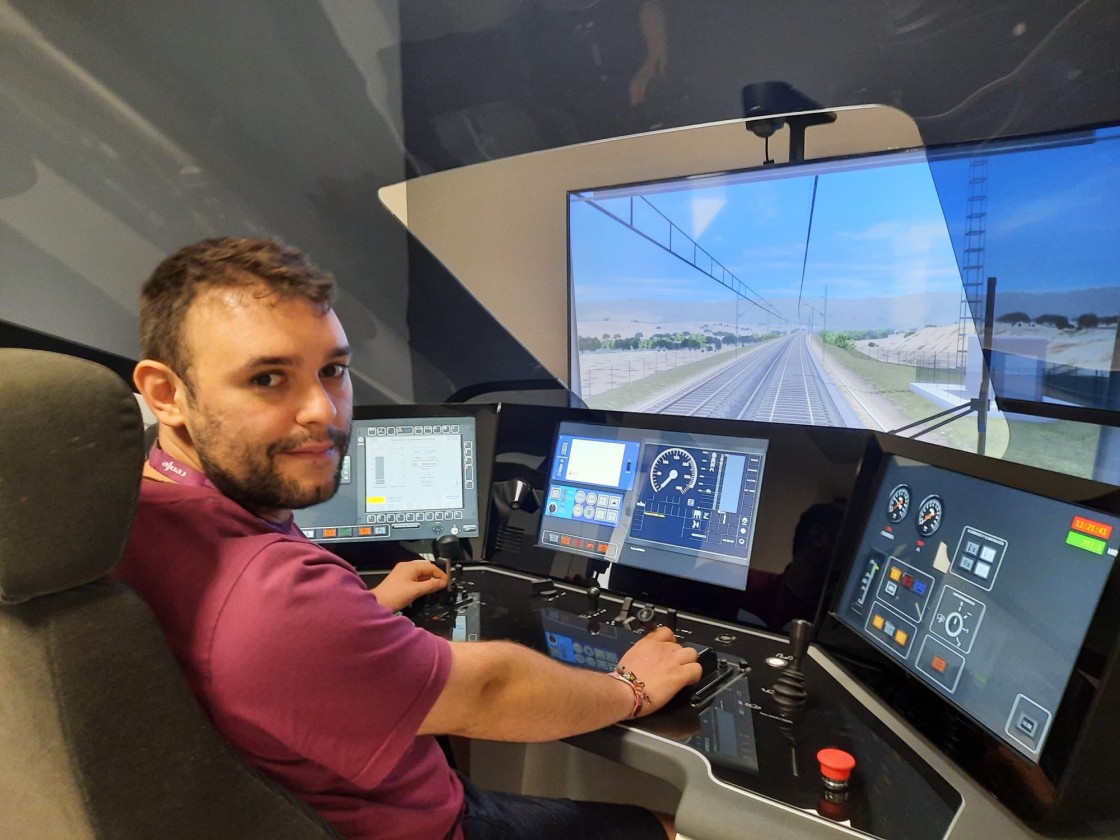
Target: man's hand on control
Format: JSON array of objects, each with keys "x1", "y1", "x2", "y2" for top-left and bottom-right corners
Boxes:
[
  {"x1": 370, "y1": 559, "x2": 448, "y2": 612},
  {"x1": 617, "y1": 626, "x2": 702, "y2": 717}
]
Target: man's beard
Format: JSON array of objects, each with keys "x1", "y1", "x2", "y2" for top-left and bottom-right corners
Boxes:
[{"x1": 195, "y1": 423, "x2": 351, "y2": 516}]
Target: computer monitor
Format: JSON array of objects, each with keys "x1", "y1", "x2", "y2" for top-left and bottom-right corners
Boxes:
[
  {"x1": 825, "y1": 435, "x2": 1120, "y2": 821},
  {"x1": 293, "y1": 405, "x2": 494, "y2": 546},
  {"x1": 535, "y1": 419, "x2": 768, "y2": 590},
  {"x1": 569, "y1": 123, "x2": 1120, "y2": 426}
]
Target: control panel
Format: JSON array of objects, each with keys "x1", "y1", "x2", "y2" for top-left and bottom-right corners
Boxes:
[{"x1": 394, "y1": 565, "x2": 961, "y2": 840}]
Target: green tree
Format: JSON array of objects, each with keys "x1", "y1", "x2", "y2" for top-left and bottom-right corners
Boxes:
[
  {"x1": 1036, "y1": 314, "x2": 1071, "y2": 330},
  {"x1": 1076, "y1": 313, "x2": 1100, "y2": 329}
]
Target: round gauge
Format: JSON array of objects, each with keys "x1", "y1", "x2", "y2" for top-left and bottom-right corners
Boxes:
[
  {"x1": 916, "y1": 495, "x2": 944, "y2": 537},
  {"x1": 886, "y1": 484, "x2": 911, "y2": 522},
  {"x1": 649, "y1": 447, "x2": 698, "y2": 493}
]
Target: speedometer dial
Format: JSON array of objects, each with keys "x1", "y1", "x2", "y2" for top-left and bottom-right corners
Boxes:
[
  {"x1": 887, "y1": 484, "x2": 911, "y2": 522},
  {"x1": 649, "y1": 447, "x2": 698, "y2": 494},
  {"x1": 916, "y1": 495, "x2": 944, "y2": 537}
]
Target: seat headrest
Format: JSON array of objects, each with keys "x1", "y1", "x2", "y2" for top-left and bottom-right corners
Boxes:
[{"x1": 0, "y1": 349, "x2": 143, "y2": 603}]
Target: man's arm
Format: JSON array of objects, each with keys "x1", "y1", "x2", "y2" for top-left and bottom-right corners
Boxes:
[{"x1": 417, "y1": 626, "x2": 701, "y2": 742}]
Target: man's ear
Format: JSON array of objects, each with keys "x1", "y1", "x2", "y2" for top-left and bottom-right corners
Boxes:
[{"x1": 133, "y1": 360, "x2": 188, "y2": 428}]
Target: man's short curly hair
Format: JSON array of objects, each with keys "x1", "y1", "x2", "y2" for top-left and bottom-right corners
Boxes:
[{"x1": 139, "y1": 236, "x2": 337, "y2": 380}]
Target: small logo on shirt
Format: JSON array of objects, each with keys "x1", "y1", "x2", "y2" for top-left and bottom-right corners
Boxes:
[{"x1": 161, "y1": 460, "x2": 188, "y2": 478}]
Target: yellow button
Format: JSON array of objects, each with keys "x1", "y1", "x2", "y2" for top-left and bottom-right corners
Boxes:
[
  {"x1": 872, "y1": 614, "x2": 885, "y2": 630},
  {"x1": 889, "y1": 566, "x2": 902, "y2": 581}
]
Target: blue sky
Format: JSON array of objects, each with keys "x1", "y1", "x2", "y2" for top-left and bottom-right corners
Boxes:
[{"x1": 571, "y1": 126, "x2": 1120, "y2": 328}]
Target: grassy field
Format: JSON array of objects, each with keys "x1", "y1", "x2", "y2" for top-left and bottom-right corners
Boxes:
[
  {"x1": 999, "y1": 417, "x2": 1101, "y2": 479},
  {"x1": 826, "y1": 345, "x2": 1100, "y2": 478}
]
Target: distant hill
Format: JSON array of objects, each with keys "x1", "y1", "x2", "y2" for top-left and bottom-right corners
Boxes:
[
  {"x1": 578, "y1": 291, "x2": 961, "y2": 334},
  {"x1": 577, "y1": 286, "x2": 1120, "y2": 337}
]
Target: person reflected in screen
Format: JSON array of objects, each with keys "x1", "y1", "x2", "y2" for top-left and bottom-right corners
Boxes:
[
  {"x1": 738, "y1": 502, "x2": 846, "y2": 632},
  {"x1": 118, "y1": 236, "x2": 700, "y2": 840}
]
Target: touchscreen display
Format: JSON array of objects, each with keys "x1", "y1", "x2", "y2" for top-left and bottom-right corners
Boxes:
[
  {"x1": 833, "y1": 455, "x2": 1118, "y2": 761},
  {"x1": 294, "y1": 414, "x2": 481, "y2": 544},
  {"x1": 536, "y1": 420, "x2": 767, "y2": 589}
]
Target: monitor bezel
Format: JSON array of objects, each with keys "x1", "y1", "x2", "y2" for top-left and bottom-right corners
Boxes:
[
  {"x1": 818, "y1": 431, "x2": 1120, "y2": 822},
  {"x1": 533, "y1": 417, "x2": 771, "y2": 592},
  {"x1": 485, "y1": 403, "x2": 876, "y2": 626},
  {"x1": 303, "y1": 402, "x2": 498, "y2": 570},
  {"x1": 565, "y1": 121, "x2": 1120, "y2": 427}
]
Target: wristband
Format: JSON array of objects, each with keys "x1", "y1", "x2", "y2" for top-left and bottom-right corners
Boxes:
[{"x1": 609, "y1": 666, "x2": 650, "y2": 719}]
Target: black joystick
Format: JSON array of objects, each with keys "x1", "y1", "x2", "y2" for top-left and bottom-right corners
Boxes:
[
  {"x1": 586, "y1": 586, "x2": 601, "y2": 615},
  {"x1": 434, "y1": 534, "x2": 462, "y2": 604},
  {"x1": 772, "y1": 619, "x2": 812, "y2": 713}
]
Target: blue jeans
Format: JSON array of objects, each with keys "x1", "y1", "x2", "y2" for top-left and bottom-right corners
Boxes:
[{"x1": 457, "y1": 773, "x2": 667, "y2": 840}]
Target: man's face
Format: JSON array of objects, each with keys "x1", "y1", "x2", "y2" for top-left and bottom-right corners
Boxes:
[{"x1": 177, "y1": 284, "x2": 353, "y2": 519}]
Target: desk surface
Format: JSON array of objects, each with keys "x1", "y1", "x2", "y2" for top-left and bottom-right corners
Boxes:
[{"x1": 375, "y1": 564, "x2": 1120, "y2": 840}]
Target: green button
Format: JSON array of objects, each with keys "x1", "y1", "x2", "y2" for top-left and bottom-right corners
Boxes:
[
  {"x1": 1067, "y1": 530, "x2": 1106, "y2": 555},
  {"x1": 339, "y1": 527, "x2": 353, "y2": 537}
]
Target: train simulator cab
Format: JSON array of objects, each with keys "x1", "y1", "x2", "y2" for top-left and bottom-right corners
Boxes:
[
  {"x1": 4, "y1": 6, "x2": 1120, "y2": 837},
  {"x1": 298, "y1": 107, "x2": 1120, "y2": 839},
  {"x1": 284, "y1": 399, "x2": 1120, "y2": 840}
]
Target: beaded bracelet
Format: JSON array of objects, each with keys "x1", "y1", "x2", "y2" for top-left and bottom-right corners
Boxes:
[{"x1": 609, "y1": 666, "x2": 650, "y2": 719}]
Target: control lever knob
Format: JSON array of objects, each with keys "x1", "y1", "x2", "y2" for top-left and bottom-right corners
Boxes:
[
  {"x1": 614, "y1": 596, "x2": 633, "y2": 625},
  {"x1": 586, "y1": 586, "x2": 601, "y2": 613},
  {"x1": 788, "y1": 619, "x2": 813, "y2": 665},
  {"x1": 435, "y1": 534, "x2": 461, "y2": 560},
  {"x1": 434, "y1": 535, "x2": 461, "y2": 602},
  {"x1": 635, "y1": 604, "x2": 657, "y2": 631}
]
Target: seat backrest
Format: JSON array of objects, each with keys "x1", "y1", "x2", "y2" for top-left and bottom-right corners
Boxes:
[{"x1": 0, "y1": 348, "x2": 341, "y2": 840}]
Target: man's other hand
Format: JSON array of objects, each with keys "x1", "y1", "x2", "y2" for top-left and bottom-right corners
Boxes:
[{"x1": 371, "y1": 559, "x2": 448, "y2": 612}]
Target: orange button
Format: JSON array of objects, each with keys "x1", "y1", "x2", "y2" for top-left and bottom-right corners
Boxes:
[
  {"x1": 560, "y1": 535, "x2": 572, "y2": 546},
  {"x1": 931, "y1": 656, "x2": 947, "y2": 673},
  {"x1": 894, "y1": 629, "x2": 908, "y2": 646},
  {"x1": 872, "y1": 614, "x2": 885, "y2": 630},
  {"x1": 358, "y1": 526, "x2": 372, "y2": 536},
  {"x1": 323, "y1": 528, "x2": 337, "y2": 538}
]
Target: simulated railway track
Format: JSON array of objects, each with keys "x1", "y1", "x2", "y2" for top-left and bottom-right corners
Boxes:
[{"x1": 648, "y1": 332, "x2": 847, "y2": 426}]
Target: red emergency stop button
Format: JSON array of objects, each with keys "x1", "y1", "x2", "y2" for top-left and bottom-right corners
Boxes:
[{"x1": 817, "y1": 748, "x2": 856, "y2": 782}]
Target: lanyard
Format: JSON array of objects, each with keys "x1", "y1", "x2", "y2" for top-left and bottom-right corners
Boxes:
[
  {"x1": 147, "y1": 443, "x2": 299, "y2": 535},
  {"x1": 148, "y1": 444, "x2": 217, "y2": 490}
]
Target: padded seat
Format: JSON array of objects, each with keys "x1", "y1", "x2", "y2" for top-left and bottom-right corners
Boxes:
[{"x1": 0, "y1": 348, "x2": 341, "y2": 840}]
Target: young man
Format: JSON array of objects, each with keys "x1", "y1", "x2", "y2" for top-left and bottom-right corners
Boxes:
[{"x1": 118, "y1": 237, "x2": 701, "y2": 840}]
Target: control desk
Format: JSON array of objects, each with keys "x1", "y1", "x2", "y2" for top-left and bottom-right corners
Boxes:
[
  {"x1": 371, "y1": 563, "x2": 1077, "y2": 840},
  {"x1": 313, "y1": 403, "x2": 1120, "y2": 839}
]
